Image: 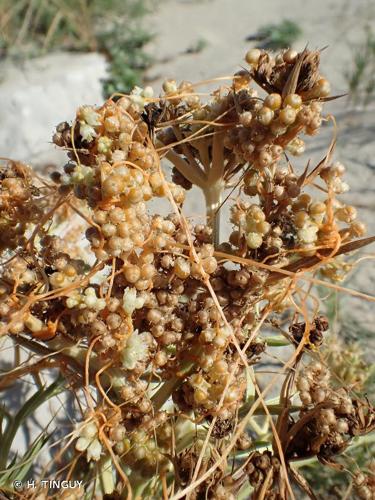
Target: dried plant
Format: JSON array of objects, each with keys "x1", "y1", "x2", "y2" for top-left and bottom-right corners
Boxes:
[{"x1": 0, "y1": 46, "x2": 374, "y2": 499}]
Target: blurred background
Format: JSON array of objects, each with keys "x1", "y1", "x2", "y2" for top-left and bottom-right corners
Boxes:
[{"x1": 0, "y1": 0, "x2": 375, "y2": 495}]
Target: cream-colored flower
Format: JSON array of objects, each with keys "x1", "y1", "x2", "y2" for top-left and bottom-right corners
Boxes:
[
  {"x1": 86, "y1": 438, "x2": 102, "y2": 462},
  {"x1": 122, "y1": 287, "x2": 145, "y2": 315},
  {"x1": 97, "y1": 136, "x2": 113, "y2": 154},
  {"x1": 80, "y1": 106, "x2": 101, "y2": 127},
  {"x1": 122, "y1": 330, "x2": 149, "y2": 369},
  {"x1": 66, "y1": 287, "x2": 106, "y2": 311},
  {"x1": 79, "y1": 122, "x2": 96, "y2": 142}
]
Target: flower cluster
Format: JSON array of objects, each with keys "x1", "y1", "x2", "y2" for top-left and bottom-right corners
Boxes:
[
  {"x1": 291, "y1": 360, "x2": 374, "y2": 463},
  {"x1": 0, "y1": 46, "x2": 373, "y2": 499}
]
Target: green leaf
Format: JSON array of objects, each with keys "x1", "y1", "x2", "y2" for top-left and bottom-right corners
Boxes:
[
  {"x1": 254, "y1": 19, "x2": 302, "y2": 50},
  {"x1": 263, "y1": 335, "x2": 291, "y2": 347},
  {"x1": 0, "y1": 376, "x2": 66, "y2": 470},
  {"x1": 0, "y1": 433, "x2": 50, "y2": 487},
  {"x1": 234, "y1": 440, "x2": 272, "y2": 459}
]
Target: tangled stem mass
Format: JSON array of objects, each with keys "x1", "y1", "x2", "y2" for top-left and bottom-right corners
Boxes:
[{"x1": 0, "y1": 47, "x2": 374, "y2": 499}]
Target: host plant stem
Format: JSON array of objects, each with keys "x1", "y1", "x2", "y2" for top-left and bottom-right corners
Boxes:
[{"x1": 159, "y1": 130, "x2": 226, "y2": 247}]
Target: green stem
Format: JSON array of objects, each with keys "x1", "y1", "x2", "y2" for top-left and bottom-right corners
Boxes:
[
  {"x1": 98, "y1": 454, "x2": 115, "y2": 495},
  {"x1": 264, "y1": 335, "x2": 291, "y2": 347},
  {"x1": 127, "y1": 470, "x2": 153, "y2": 498},
  {"x1": 151, "y1": 359, "x2": 196, "y2": 411},
  {"x1": 239, "y1": 400, "x2": 302, "y2": 419},
  {"x1": 204, "y1": 181, "x2": 224, "y2": 247}
]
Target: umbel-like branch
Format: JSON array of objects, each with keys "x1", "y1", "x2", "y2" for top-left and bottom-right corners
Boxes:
[
  {"x1": 158, "y1": 128, "x2": 229, "y2": 246},
  {"x1": 155, "y1": 48, "x2": 337, "y2": 249}
]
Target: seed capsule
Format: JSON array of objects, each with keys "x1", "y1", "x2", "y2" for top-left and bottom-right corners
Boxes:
[
  {"x1": 124, "y1": 265, "x2": 141, "y2": 283},
  {"x1": 102, "y1": 175, "x2": 124, "y2": 198},
  {"x1": 258, "y1": 150, "x2": 272, "y2": 167},
  {"x1": 265, "y1": 93, "x2": 282, "y2": 110},
  {"x1": 314, "y1": 78, "x2": 331, "y2": 97},
  {"x1": 174, "y1": 257, "x2": 191, "y2": 279},
  {"x1": 279, "y1": 106, "x2": 297, "y2": 125},
  {"x1": 239, "y1": 111, "x2": 253, "y2": 127},
  {"x1": 283, "y1": 93, "x2": 302, "y2": 108},
  {"x1": 245, "y1": 48, "x2": 261, "y2": 65},
  {"x1": 258, "y1": 106, "x2": 274, "y2": 126},
  {"x1": 104, "y1": 115, "x2": 120, "y2": 133},
  {"x1": 283, "y1": 49, "x2": 298, "y2": 64},
  {"x1": 309, "y1": 202, "x2": 326, "y2": 216}
]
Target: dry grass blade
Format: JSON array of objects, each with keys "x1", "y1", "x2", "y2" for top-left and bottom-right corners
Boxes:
[
  {"x1": 270, "y1": 235, "x2": 375, "y2": 278},
  {"x1": 282, "y1": 47, "x2": 309, "y2": 98},
  {"x1": 289, "y1": 466, "x2": 318, "y2": 500}
]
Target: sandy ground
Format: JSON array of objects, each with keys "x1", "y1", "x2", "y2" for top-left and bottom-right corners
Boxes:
[
  {"x1": 0, "y1": 0, "x2": 374, "y2": 474},
  {"x1": 0, "y1": 52, "x2": 107, "y2": 164},
  {"x1": 145, "y1": 0, "x2": 373, "y2": 94}
]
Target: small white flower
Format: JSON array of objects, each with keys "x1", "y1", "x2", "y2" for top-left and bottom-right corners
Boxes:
[
  {"x1": 98, "y1": 136, "x2": 113, "y2": 154},
  {"x1": 84, "y1": 295, "x2": 97, "y2": 308},
  {"x1": 96, "y1": 298, "x2": 106, "y2": 311},
  {"x1": 75, "y1": 436, "x2": 91, "y2": 452},
  {"x1": 129, "y1": 86, "x2": 154, "y2": 112},
  {"x1": 220, "y1": 325, "x2": 233, "y2": 338},
  {"x1": 75, "y1": 420, "x2": 101, "y2": 461},
  {"x1": 131, "y1": 85, "x2": 143, "y2": 96},
  {"x1": 71, "y1": 165, "x2": 94, "y2": 186},
  {"x1": 129, "y1": 94, "x2": 145, "y2": 112},
  {"x1": 298, "y1": 224, "x2": 319, "y2": 243},
  {"x1": 79, "y1": 122, "x2": 96, "y2": 142},
  {"x1": 142, "y1": 86, "x2": 154, "y2": 98},
  {"x1": 80, "y1": 106, "x2": 101, "y2": 127},
  {"x1": 122, "y1": 287, "x2": 145, "y2": 315},
  {"x1": 86, "y1": 438, "x2": 102, "y2": 462},
  {"x1": 246, "y1": 232, "x2": 263, "y2": 249},
  {"x1": 122, "y1": 330, "x2": 149, "y2": 369},
  {"x1": 81, "y1": 422, "x2": 98, "y2": 439},
  {"x1": 66, "y1": 296, "x2": 79, "y2": 308},
  {"x1": 332, "y1": 179, "x2": 349, "y2": 194},
  {"x1": 67, "y1": 287, "x2": 106, "y2": 311}
]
